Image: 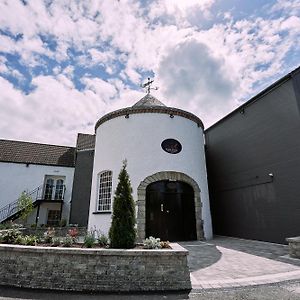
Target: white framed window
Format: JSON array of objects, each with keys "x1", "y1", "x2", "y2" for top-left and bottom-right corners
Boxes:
[
  {"x1": 43, "y1": 176, "x2": 66, "y2": 200},
  {"x1": 97, "y1": 170, "x2": 113, "y2": 212}
]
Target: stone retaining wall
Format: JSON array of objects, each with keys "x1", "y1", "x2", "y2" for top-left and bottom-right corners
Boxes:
[
  {"x1": 286, "y1": 237, "x2": 300, "y2": 258},
  {"x1": 0, "y1": 243, "x2": 191, "y2": 292}
]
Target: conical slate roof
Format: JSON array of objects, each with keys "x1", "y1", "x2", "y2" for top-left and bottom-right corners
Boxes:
[
  {"x1": 95, "y1": 93, "x2": 204, "y2": 130},
  {"x1": 132, "y1": 93, "x2": 166, "y2": 107}
]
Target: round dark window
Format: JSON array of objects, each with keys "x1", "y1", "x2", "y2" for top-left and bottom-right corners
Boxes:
[{"x1": 161, "y1": 139, "x2": 182, "y2": 154}]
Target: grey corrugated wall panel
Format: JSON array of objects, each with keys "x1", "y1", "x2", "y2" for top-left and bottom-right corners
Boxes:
[
  {"x1": 69, "y1": 150, "x2": 94, "y2": 226},
  {"x1": 205, "y1": 73, "x2": 300, "y2": 244}
]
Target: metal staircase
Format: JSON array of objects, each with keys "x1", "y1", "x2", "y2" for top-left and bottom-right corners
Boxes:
[{"x1": 0, "y1": 185, "x2": 44, "y2": 223}]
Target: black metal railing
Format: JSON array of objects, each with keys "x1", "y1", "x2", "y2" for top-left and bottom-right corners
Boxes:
[{"x1": 0, "y1": 184, "x2": 66, "y2": 223}]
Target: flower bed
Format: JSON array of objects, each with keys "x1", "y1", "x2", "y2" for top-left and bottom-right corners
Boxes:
[
  {"x1": 0, "y1": 227, "x2": 171, "y2": 249},
  {"x1": 0, "y1": 243, "x2": 191, "y2": 292},
  {"x1": 0, "y1": 226, "x2": 103, "y2": 248}
]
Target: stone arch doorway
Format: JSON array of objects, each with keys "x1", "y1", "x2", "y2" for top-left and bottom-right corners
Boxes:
[
  {"x1": 136, "y1": 171, "x2": 204, "y2": 242},
  {"x1": 146, "y1": 180, "x2": 196, "y2": 241}
]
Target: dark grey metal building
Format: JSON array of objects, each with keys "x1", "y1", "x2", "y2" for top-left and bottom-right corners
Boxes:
[
  {"x1": 205, "y1": 66, "x2": 300, "y2": 244},
  {"x1": 69, "y1": 133, "x2": 95, "y2": 226}
]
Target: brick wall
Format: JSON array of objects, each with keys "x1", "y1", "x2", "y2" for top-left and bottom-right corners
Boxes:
[{"x1": 0, "y1": 243, "x2": 191, "y2": 292}]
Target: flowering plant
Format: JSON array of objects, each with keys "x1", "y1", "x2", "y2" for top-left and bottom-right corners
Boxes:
[{"x1": 68, "y1": 227, "x2": 79, "y2": 242}]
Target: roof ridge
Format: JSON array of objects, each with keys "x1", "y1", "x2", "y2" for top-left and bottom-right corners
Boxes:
[
  {"x1": 0, "y1": 139, "x2": 75, "y2": 149},
  {"x1": 0, "y1": 139, "x2": 75, "y2": 167}
]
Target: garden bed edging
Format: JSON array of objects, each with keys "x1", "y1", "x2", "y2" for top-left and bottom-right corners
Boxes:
[
  {"x1": 286, "y1": 237, "x2": 300, "y2": 259},
  {"x1": 0, "y1": 243, "x2": 191, "y2": 292}
]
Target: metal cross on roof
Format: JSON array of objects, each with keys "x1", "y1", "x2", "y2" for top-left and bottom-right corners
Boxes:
[{"x1": 141, "y1": 77, "x2": 158, "y2": 94}]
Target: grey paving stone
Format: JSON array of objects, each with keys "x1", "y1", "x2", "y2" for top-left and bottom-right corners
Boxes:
[{"x1": 180, "y1": 236, "x2": 300, "y2": 289}]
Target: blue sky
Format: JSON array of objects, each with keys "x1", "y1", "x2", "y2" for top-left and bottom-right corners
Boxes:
[{"x1": 0, "y1": 0, "x2": 299, "y2": 146}]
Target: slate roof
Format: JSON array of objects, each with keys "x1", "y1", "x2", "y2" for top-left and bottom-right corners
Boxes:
[
  {"x1": 95, "y1": 105, "x2": 204, "y2": 130},
  {"x1": 132, "y1": 93, "x2": 166, "y2": 107},
  {"x1": 76, "y1": 133, "x2": 95, "y2": 151},
  {"x1": 0, "y1": 139, "x2": 75, "y2": 167},
  {"x1": 95, "y1": 93, "x2": 203, "y2": 130}
]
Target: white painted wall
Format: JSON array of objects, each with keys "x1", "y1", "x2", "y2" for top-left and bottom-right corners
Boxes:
[
  {"x1": 0, "y1": 162, "x2": 74, "y2": 224},
  {"x1": 26, "y1": 202, "x2": 64, "y2": 226},
  {"x1": 88, "y1": 112, "x2": 213, "y2": 239}
]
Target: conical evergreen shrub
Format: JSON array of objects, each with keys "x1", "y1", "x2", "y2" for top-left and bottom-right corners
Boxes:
[{"x1": 109, "y1": 160, "x2": 136, "y2": 248}]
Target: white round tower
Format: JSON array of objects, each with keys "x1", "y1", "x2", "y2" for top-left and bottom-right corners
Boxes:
[{"x1": 88, "y1": 93, "x2": 212, "y2": 241}]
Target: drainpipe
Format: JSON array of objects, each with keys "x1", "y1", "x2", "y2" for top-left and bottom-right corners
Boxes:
[{"x1": 35, "y1": 203, "x2": 40, "y2": 225}]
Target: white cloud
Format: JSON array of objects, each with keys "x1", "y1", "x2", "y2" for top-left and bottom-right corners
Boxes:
[
  {"x1": 271, "y1": 0, "x2": 300, "y2": 15},
  {"x1": 281, "y1": 15, "x2": 300, "y2": 33},
  {"x1": 61, "y1": 65, "x2": 75, "y2": 79},
  {"x1": 55, "y1": 74, "x2": 74, "y2": 89},
  {"x1": 158, "y1": 40, "x2": 235, "y2": 127},
  {"x1": 0, "y1": 73, "x2": 144, "y2": 145},
  {"x1": 81, "y1": 77, "x2": 118, "y2": 101},
  {"x1": 189, "y1": 11, "x2": 300, "y2": 100},
  {"x1": 88, "y1": 49, "x2": 115, "y2": 65},
  {"x1": 0, "y1": 56, "x2": 8, "y2": 73},
  {"x1": 0, "y1": 0, "x2": 299, "y2": 144},
  {"x1": 0, "y1": 75, "x2": 111, "y2": 145},
  {"x1": 149, "y1": 0, "x2": 215, "y2": 26}
]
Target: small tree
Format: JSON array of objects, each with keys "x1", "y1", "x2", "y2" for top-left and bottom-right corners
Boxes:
[
  {"x1": 17, "y1": 192, "x2": 34, "y2": 221},
  {"x1": 109, "y1": 160, "x2": 136, "y2": 248}
]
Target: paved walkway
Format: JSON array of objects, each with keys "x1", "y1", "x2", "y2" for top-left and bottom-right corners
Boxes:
[{"x1": 180, "y1": 236, "x2": 300, "y2": 290}]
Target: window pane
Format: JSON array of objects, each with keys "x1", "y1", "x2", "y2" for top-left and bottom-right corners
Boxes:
[
  {"x1": 55, "y1": 179, "x2": 64, "y2": 200},
  {"x1": 98, "y1": 171, "x2": 112, "y2": 211},
  {"x1": 45, "y1": 179, "x2": 54, "y2": 200}
]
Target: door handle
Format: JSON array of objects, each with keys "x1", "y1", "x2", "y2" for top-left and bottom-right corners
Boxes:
[{"x1": 161, "y1": 204, "x2": 164, "y2": 212}]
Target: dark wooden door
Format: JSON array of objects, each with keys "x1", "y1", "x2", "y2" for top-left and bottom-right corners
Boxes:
[{"x1": 146, "y1": 180, "x2": 197, "y2": 241}]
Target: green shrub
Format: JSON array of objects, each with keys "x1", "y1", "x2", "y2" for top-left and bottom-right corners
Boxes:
[
  {"x1": 84, "y1": 233, "x2": 96, "y2": 248},
  {"x1": 0, "y1": 222, "x2": 23, "y2": 230},
  {"x1": 43, "y1": 227, "x2": 55, "y2": 244},
  {"x1": 97, "y1": 233, "x2": 109, "y2": 247},
  {"x1": 0, "y1": 228, "x2": 22, "y2": 244},
  {"x1": 17, "y1": 192, "x2": 33, "y2": 221},
  {"x1": 13, "y1": 235, "x2": 37, "y2": 246},
  {"x1": 0, "y1": 222, "x2": 13, "y2": 230},
  {"x1": 52, "y1": 237, "x2": 61, "y2": 247},
  {"x1": 22, "y1": 235, "x2": 37, "y2": 246},
  {"x1": 109, "y1": 160, "x2": 136, "y2": 249},
  {"x1": 143, "y1": 236, "x2": 162, "y2": 249},
  {"x1": 13, "y1": 235, "x2": 25, "y2": 245},
  {"x1": 61, "y1": 236, "x2": 73, "y2": 247}
]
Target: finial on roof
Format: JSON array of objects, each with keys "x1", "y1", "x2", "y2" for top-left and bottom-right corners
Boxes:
[
  {"x1": 132, "y1": 93, "x2": 166, "y2": 107},
  {"x1": 140, "y1": 77, "x2": 159, "y2": 94}
]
